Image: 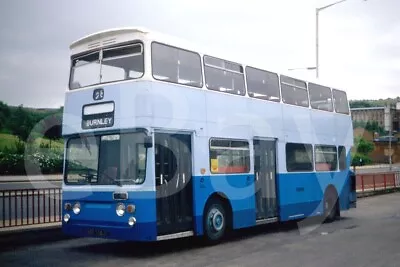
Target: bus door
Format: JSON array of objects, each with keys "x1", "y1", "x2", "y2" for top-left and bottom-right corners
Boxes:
[
  {"x1": 155, "y1": 133, "x2": 193, "y2": 236},
  {"x1": 253, "y1": 139, "x2": 278, "y2": 221}
]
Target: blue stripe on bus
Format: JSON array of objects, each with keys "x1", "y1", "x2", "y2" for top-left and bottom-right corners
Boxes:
[
  {"x1": 62, "y1": 170, "x2": 352, "y2": 239},
  {"x1": 192, "y1": 171, "x2": 351, "y2": 235}
]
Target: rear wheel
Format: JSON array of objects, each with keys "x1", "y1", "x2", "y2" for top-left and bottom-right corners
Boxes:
[
  {"x1": 203, "y1": 199, "x2": 226, "y2": 244},
  {"x1": 324, "y1": 194, "x2": 338, "y2": 223}
]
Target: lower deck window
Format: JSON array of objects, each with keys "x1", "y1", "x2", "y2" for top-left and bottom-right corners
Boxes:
[
  {"x1": 209, "y1": 139, "x2": 250, "y2": 174},
  {"x1": 315, "y1": 145, "x2": 338, "y2": 171},
  {"x1": 286, "y1": 143, "x2": 313, "y2": 172},
  {"x1": 338, "y1": 146, "x2": 347, "y2": 170}
]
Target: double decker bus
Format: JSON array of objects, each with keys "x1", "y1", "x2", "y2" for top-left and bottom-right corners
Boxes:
[{"x1": 62, "y1": 27, "x2": 356, "y2": 243}]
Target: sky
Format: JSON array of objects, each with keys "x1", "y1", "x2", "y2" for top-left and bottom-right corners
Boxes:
[{"x1": 0, "y1": 0, "x2": 399, "y2": 108}]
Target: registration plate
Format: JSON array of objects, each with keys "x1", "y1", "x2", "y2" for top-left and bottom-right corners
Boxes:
[{"x1": 88, "y1": 228, "x2": 108, "y2": 237}]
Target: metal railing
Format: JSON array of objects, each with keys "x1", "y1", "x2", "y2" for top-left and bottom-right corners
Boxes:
[
  {"x1": 356, "y1": 172, "x2": 400, "y2": 193},
  {"x1": 0, "y1": 188, "x2": 62, "y2": 229}
]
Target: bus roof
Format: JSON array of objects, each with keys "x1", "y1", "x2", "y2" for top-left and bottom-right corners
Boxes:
[
  {"x1": 69, "y1": 27, "x2": 150, "y2": 49},
  {"x1": 69, "y1": 26, "x2": 347, "y2": 92}
]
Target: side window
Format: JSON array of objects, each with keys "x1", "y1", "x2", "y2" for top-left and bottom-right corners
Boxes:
[
  {"x1": 332, "y1": 89, "x2": 350, "y2": 114},
  {"x1": 308, "y1": 83, "x2": 333, "y2": 112},
  {"x1": 151, "y1": 42, "x2": 202, "y2": 88},
  {"x1": 338, "y1": 146, "x2": 347, "y2": 170},
  {"x1": 209, "y1": 139, "x2": 250, "y2": 174},
  {"x1": 286, "y1": 143, "x2": 313, "y2": 172},
  {"x1": 280, "y1": 75, "x2": 309, "y2": 107},
  {"x1": 204, "y1": 56, "x2": 246, "y2": 96},
  {"x1": 246, "y1": 67, "x2": 280, "y2": 102},
  {"x1": 315, "y1": 145, "x2": 337, "y2": 171}
]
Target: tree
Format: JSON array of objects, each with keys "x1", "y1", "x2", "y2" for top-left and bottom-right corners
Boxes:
[
  {"x1": 40, "y1": 114, "x2": 62, "y2": 147},
  {"x1": 365, "y1": 121, "x2": 385, "y2": 136},
  {"x1": 350, "y1": 100, "x2": 374, "y2": 108},
  {"x1": 352, "y1": 137, "x2": 374, "y2": 166},
  {"x1": 0, "y1": 101, "x2": 10, "y2": 132},
  {"x1": 352, "y1": 153, "x2": 372, "y2": 166},
  {"x1": 9, "y1": 105, "x2": 35, "y2": 142},
  {"x1": 0, "y1": 114, "x2": 4, "y2": 131},
  {"x1": 355, "y1": 137, "x2": 374, "y2": 154}
]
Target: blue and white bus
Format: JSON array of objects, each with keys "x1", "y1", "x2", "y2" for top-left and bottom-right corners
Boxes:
[{"x1": 61, "y1": 27, "x2": 356, "y2": 243}]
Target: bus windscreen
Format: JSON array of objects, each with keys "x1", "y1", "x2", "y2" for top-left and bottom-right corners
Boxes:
[{"x1": 65, "y1": 132, "x2": 147, "y2": 185}]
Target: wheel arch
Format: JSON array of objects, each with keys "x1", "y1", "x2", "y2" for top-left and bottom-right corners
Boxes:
[
  {"x1": 324, "y1": 184, "x2": 340, "y2": 218},
  {"x1": 203, "y1": 192, "x2": 233, "y2": 230}
]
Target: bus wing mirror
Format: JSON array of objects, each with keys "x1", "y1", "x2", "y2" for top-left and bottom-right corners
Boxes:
[{"x1": 144, "y1": 136, "x2": 153, "y2": 148}]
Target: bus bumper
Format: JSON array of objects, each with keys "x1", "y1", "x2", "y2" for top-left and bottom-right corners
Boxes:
[{"x1": 62, "y1": 221, "x2": 157, "y2": 241}]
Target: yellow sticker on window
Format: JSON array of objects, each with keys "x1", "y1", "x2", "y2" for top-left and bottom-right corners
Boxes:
[{"x1": 211, "y1": 159, "x2": 218, "y2": 173}]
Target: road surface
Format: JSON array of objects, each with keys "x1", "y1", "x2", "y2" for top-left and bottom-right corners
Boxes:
[
  {"x1": 0, "y1": 175, "x2": 61, "y2": 190},
  {"x1": 1, "y1": 193, "x2": 400, "y2": 267}
]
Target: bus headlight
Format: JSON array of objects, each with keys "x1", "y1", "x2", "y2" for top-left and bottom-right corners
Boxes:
[
  {"x1": 116, "y1": 203, "x2": 125, "y2": 216},
  {"x1": 128, "y1": 217, "x2": 136, "y2": 227},
  {"x1": 73, "y1": 202, "x2": 81, "y2": 214},
  {"x1": 64, "y1": 214, "x2": 70, "y2": 223},
  {"x1": 127, "y1": 204, "x2": 136, "y2": 214}
]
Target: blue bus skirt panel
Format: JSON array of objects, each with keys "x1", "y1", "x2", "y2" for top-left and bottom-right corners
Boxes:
[
  {"x1": 192, "y1": 171, "x2": 352, "y2": 235},
  {"x1": 277, "y1": 171, "x2": 351, "y2": 221},
  {"x1": 62, "y1": 190, "x2": 158, "y2": 241},
  {"x1": 192, "y1": 174, "x2": 257, "y2": 236}
]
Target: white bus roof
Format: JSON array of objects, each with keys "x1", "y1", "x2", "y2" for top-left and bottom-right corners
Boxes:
[
  {"x1": 70, "y1": 27, "x2": 150, "y2": 49},
  {"x1": 69, "y1": 26, "x2": 346, "y2": 92}
]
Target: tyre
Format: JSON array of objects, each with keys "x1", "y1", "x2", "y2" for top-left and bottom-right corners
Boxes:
[
  {"x1": 323, "y1": 193, "x2": 338, "y2": 223},
  {"x1": 203, "y1": 199, "x2": 227, "y2": 244}
]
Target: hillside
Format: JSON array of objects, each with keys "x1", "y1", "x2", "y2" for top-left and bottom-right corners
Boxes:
[
  {"x1": 0, "y1": 101, "x2": 63, "y2": 143},
  {"x1": 349, "y1": 97, "x2": 400, "y2": 108}
]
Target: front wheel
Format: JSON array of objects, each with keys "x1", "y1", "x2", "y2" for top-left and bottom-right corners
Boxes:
[{"x1": 203, "y1": 200, "x2": 226, "y2": 244}]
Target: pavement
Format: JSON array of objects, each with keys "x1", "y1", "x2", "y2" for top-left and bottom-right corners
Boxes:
[{"x1": 1, "y1": 193, "x2": 400, "y2": 267}]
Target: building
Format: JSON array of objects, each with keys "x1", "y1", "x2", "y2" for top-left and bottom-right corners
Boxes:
[
  {"x1": 350, "y1": 105, "x2": 400, "y2": 132},
  {"x1": 351, "y1": 104, "x2": 400, "y2": 165}
]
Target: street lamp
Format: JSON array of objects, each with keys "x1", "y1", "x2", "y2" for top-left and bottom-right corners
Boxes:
[{"x1": 315, "y1": 0, "x2": 367, "y2": 78}]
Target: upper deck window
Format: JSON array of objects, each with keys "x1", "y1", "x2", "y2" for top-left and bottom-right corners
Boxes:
[
  {"x1": 280, "y1": 76, "x2": 309, "y2": 107},
  {"x1": 204, "y1": 56, "x2": 246, "y2": 96},
  {"x1": 69, "y1": 43, "x2": 144, "y2": 90},
  {"x1": 332, "y1": 89, "x2": 350, "y2": 114},
  {"x1": 308, "y1": 83, "x2": 333, "y2": 112},
  {"x1": 246, "y1": 67, "x2": 280, "y2": 102},
  {"x1": 152, "y1": 42, "x2": 202, "y2": 88}
]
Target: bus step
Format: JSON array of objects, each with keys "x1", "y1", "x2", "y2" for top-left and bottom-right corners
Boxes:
[{"x1": 256, "y1": 217, "x2": 279, "y2": 225}]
